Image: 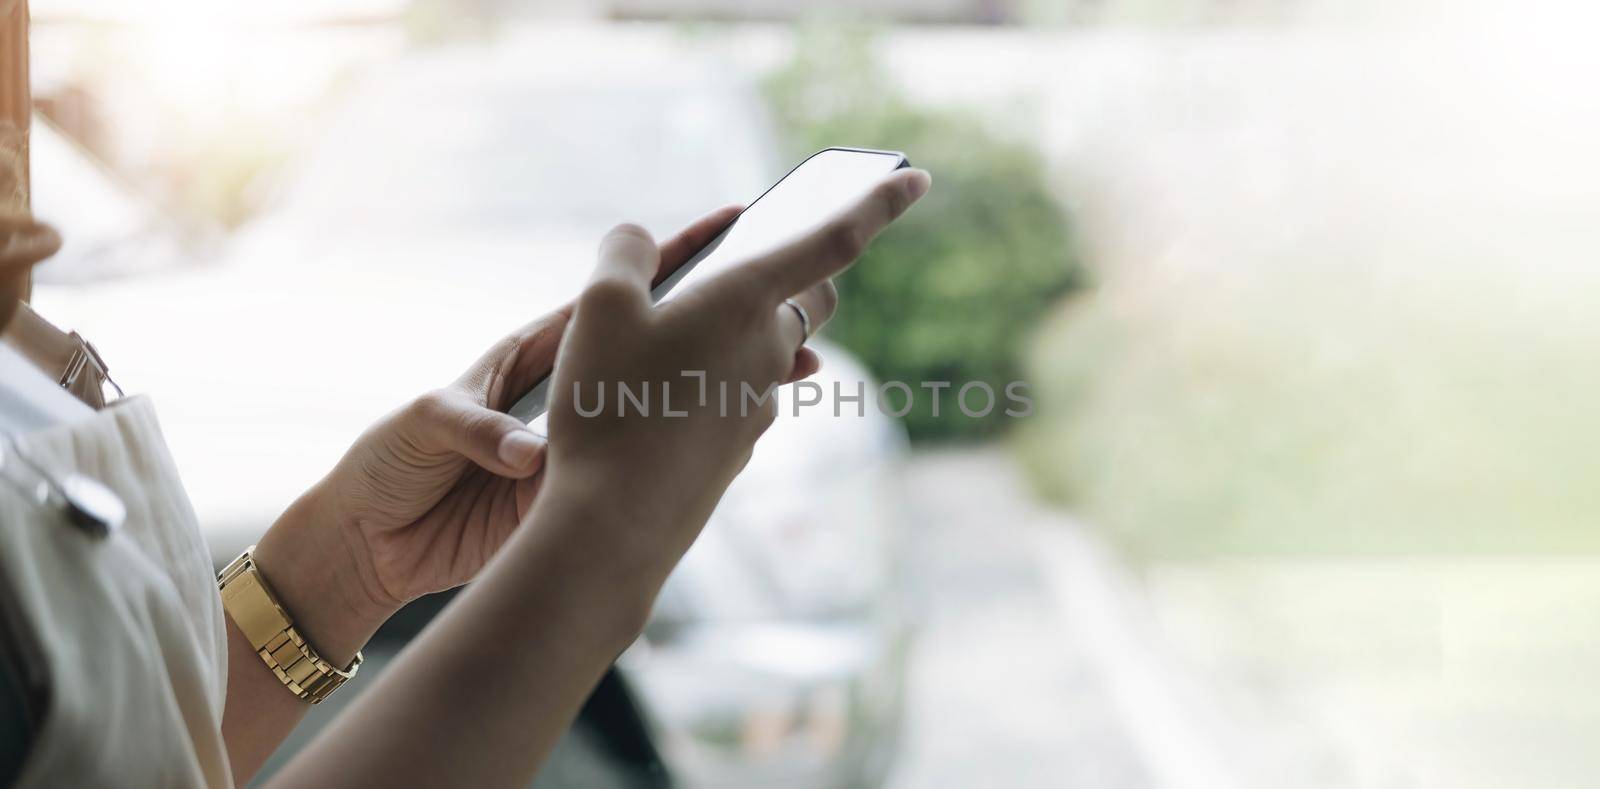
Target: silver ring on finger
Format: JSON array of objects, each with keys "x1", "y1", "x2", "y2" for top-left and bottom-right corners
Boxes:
[{"x1": 782, "y1": 297, "x2": 812, "y2": 350}]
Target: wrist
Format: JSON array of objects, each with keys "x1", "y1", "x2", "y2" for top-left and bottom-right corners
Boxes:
[
  {"x1": 518, "y1": 476, "x2": 670, "y2": 644},
  {"x1": 252, "y1": 482, "x2": 400, "y2": 666}
]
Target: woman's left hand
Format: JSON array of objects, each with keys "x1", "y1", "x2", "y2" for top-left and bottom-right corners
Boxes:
[
  {"x1": 261, "y1": 207, "x2": 741, "y2": 625},
  {"x1": 316, "y1": 303, "x2": 570, "y2": 608}
]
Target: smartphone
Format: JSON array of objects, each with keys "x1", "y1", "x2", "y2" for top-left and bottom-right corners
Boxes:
[{"x1": 509, "y1": 147, "x2": 911, "y2": 427}]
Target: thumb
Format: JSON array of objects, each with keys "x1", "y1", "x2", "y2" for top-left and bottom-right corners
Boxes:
[
  {"x1": 579, "y1": 223, "x2": 659, "y2": 315},
  {"x1": 456, "y1": 306, "x2": 574, "y2": 412},
  {"x1": 411, "y1": 391, "x2": 548, "y2": 478}
]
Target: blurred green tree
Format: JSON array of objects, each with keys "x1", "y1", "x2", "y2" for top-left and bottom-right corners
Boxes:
[{"x1": 763, "y1": 25, "x2": 1081, "y2": 441}]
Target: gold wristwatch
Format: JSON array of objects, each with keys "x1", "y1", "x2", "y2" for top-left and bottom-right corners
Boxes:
[{"x1": 218, "y1": 547, "x2": 362, "y2": 704}]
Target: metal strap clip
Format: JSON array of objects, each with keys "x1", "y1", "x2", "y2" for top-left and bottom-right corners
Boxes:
[{"x1": 58, "y1": 331, "x2": 124, "y2": 404}]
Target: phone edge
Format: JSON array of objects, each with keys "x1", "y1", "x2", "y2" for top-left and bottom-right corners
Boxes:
[{"x1": 508, "y1": 147, "x2": 908, "y2": 425}]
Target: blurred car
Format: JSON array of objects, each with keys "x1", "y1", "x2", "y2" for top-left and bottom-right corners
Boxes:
[{"x1": 31, "y1": 25, "x2": 910, "y2": 788}]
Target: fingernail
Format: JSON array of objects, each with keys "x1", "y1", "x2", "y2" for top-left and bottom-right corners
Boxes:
[
  {"x1": 904, "y1": 169, "x2": 931, "y2": 201},
  {"x1": 498, "y1": 429, "x2": 545, "y2": 469}
]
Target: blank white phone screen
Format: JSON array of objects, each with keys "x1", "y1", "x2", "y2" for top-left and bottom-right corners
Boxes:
[
  {"x1": 653, "y1": 148, "x2": 906, "y2": 303},
  {"x1": 510, "y1": 148, "x2": 904, "y2": 426}
]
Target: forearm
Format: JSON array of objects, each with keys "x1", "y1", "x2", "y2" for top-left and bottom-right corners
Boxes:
[
  {"x1": 221, "y1": 483, "x2": 398, "y2": 785},
  {"x1": 265, "y1": 479, "x2": 662, "y2": 789}
]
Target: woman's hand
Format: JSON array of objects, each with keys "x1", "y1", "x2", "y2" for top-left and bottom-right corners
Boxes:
[
  {"x1": 253, "y1": 207, "x2": 742, "y2": 646},
  {"x1": 538, "y1": 168, "x2": 932, "y2": 586},
  {"x1": 262, "y1": 170, "x2": 927, "y2": 789}
]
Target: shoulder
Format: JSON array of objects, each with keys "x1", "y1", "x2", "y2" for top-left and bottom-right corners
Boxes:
[{"x1": 0, "y1": 344, "x2": 92, "y2": 434}]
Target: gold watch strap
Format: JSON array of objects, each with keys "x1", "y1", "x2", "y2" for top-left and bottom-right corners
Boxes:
[{"x1": 218, "y1": 547, "x2": 362, "y2": 704}]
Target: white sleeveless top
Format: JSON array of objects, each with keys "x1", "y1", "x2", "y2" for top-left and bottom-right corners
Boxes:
[{"x1": 0, "y1": 394, "x2": 232, "y2": 787}]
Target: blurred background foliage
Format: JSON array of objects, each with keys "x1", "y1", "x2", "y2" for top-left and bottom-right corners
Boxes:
[
  {"x1": 1021, "y1": 256, "x2": 1600, "y2": 559},
  {"x1": 763, "y1": 24, "x2": 1081, "y2": 442},
  {"x1": 26, "y1": 4, "x2": 1600, "y2": 783}
]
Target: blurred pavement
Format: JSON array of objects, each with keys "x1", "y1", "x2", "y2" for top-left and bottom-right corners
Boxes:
[{"x1": 887, "y1": 450, "x2": 1152, "y2": 789}]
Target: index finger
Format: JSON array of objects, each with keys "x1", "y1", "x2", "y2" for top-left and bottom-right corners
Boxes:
[
  {"x1": 655, "y1": 204, "x2": 742, "y2": 288},
  {"x1": 751, "y1": 168, "x2": 931, "y2": 298}
]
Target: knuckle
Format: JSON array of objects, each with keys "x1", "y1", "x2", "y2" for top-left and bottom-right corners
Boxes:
[
  {"x1": 600, "y1": 223, "x2": 657, "y2": 262},
  {"x1": 488, "y1": 333, "x2": 524, "y2": 368},
  {"x1": 713, "y1": 277, "x2": 767, "y2": 323},
  {"x1": 578, "y1": 277, "x2": 635, "y2": 312},
  {"x1": 823, "y1": 220, "x2": 866, "y2": 263},
  {"x1": 459, "y1": 410, "x2": 500, "y2": 440},
  {"x1": 747, "y1": 277, "x2": 781, "y2": 312},
  {"x1": 878, "y1": 178, "x2": 910, "y2": 217},
  {"x1": 605, "y1": 222, "x2": 654, "y2": 245},
  {"x1": 409, "y1": 388, "x2": 456, "y2": 423}
]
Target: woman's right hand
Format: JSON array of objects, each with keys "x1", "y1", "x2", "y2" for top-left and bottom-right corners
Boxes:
[
  {"x1": 537, "y1": 167, "x2": 930, "y2": 584},
  {"x1": 266, "y1": 171, "x2": 928, "y2": 789}
]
